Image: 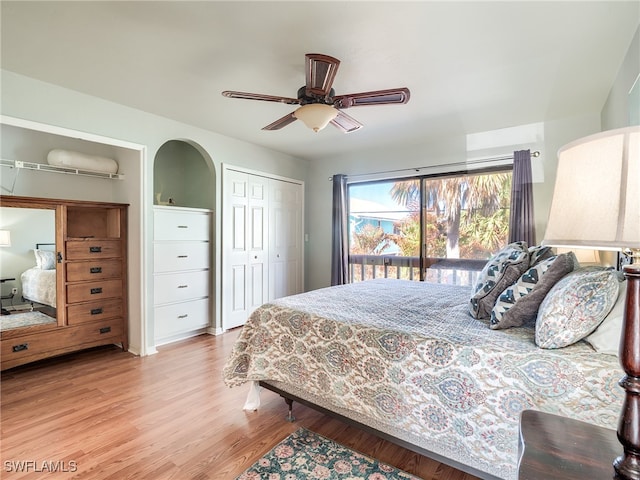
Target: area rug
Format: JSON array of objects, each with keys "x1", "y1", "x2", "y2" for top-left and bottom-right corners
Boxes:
[
  {"x1": 0, "y1": 310, "x2": 56, "y2": 331},
  {"x1": 236, "y1": 428, "x2": 422, "y2": 479}
]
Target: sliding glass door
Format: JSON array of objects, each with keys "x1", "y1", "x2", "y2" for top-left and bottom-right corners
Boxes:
[{"x1": 347, "y1": 168, "x2": 512, "y2": 285}]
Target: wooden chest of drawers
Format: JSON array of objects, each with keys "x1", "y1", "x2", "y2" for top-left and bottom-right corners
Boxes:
[{"x1": 0, "y1": 197, "x2": 128, "y2": 371}]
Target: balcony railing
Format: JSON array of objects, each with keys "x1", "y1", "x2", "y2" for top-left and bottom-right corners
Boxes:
[{"x1": 349, "y1": 254, "x2": 486, "y2": 287}]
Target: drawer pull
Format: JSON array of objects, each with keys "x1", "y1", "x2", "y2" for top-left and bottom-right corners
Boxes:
[
  {"x1": 90, "y1": 287, "x2": 103, "y2": 295},
  {"x1": 178, "y1": 314, "x2": 189, "y2": 319},
  {"x1": 177, "y1": 255, "x2": 188, "y2": 258},
  {"x1": 177, "y1": 225, "x2": 188, "y2": 229},
  {"x1": 177, "y1": 285, "x2": 188, "y2": 289},
  {"x1": 90, "y1": 267, "x2": 103, "y2": 274},
  {"x1": 91, "y1": 308, "x2": 103, "y2": 315},
  {"x1": 12, "y1": 343, "x2": 28, "y2": 353},
  {"x1": 99, "y1": 326, "x2": 111, "y2": 334},
  {"x1": 89, "y1": 246, "x2": 102, "y2": 253}
]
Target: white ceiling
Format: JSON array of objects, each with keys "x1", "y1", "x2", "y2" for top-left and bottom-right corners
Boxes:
[{"x1": 1, "y1": 1, "x2": 639, "y2": 161}]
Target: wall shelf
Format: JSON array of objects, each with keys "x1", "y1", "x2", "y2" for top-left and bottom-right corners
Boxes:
[{"x1": 1, "y1": 159, "x2": 124, "y2": 180}]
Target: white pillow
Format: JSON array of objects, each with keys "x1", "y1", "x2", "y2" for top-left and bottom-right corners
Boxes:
[
  {"x1": 33, "y1": 249, "x2": 56, "y2": 270},
  {"x1": 584, "y1": 280, "x2": 627, "y2": 356}
]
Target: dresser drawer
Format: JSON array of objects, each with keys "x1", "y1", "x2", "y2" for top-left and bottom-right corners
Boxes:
[
  {"x1": 66, "y1": 240, "x2": 122, "y2": 260},
  {"x1": 67, "y1": 298, "x2": 123, "y2": 325},
  {"x1": 154, "y1": 242, "x2": 210, "y2": 272},
  {"x1": 67, "y1": 279, "x2": 122, "y2": 304},
  {"x1": 154, "y1": 271, "x2": 209, "y2": 305},
  {"x1": 154, "y1": 210, "x2": 210, "y2": 241},
  {"x1": 66, "y1": 259, "x2": 122, "y2": 282},
  {"x1": 1, "y1": 320, "x2": 124, "y2": 368},
  {"x1": 154, "y1": 298, "x2": 209, "y2": 341}
]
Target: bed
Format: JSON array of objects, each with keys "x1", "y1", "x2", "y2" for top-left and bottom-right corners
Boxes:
[
  {"x1": 20, "y1": 244, "x2": 57, "y2": 308},
  {"x1": 223, "y1": 257, "x2": 625, "y2": 480}
]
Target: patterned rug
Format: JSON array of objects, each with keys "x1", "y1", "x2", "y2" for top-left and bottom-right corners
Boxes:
[
  {"x1": 0, "y1": 310, "x2": 56, "y2": 331},
  {"x1": 236, "y1": 428, "x2": 422, "y2": 479}
]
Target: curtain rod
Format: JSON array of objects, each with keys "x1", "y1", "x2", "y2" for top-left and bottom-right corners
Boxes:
[{"x1": 330, "y1": 150, "x2": 540, "y2": 181}]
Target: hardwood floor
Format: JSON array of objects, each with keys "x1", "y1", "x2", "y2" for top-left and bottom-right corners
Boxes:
[{"x1": 1, "y1": 330, "x2": 480, "y2": 480}]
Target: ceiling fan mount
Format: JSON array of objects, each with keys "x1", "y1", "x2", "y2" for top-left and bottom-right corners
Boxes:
[
  {"x1": 295, "y1": 86, "x2": 335, "y2": 106},
  {"x1": 222, "y1": 53, "x2": 410, "y2": 133}
]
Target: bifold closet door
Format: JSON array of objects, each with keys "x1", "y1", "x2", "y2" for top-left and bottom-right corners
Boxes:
[
  {"x1": 268, "y1": 178, "x2": 303, "y2": 301},
  {"x1": 223, "y1": 169, "x2": 268, "y2": 330}
]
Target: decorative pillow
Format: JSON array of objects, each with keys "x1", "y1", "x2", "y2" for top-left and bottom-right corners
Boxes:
[
  {"x1": 535, "y1": 268, "x2": 621, "y2": 349},
  {"x1": 33, "y1": 249, "x2": 56, "y2": 270},
  {"x1": 469, "y1": 242, "x2": 530, "y2": 319},
  {"x1": 490, "y1": 252, "x2": 577, "y2": 330},
  {"x1": 584, "y1": 280, "x2": 627, "y2": 356},
  {"x1": 528, "y1": 245, "x2": 554, "y2": 267}
]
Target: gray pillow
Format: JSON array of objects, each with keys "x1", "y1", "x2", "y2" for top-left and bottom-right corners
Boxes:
[
  {"x1": 490, "y1": 252, "x2": 577, "y2": 329},
  {"x1": 469, "y1": 242, "x2": 530, "y2": 319}
]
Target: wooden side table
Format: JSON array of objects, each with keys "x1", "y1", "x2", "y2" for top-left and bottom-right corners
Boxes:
[{"x1": 518, "y1": 409, "x2": 620, "y2": 479}]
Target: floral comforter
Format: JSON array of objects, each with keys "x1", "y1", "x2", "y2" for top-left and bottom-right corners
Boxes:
[{"x1": 223, "y1": 279, "x2": 622, "y2": 480}]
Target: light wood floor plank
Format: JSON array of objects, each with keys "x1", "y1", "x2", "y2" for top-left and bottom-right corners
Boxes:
[{"x1": 1, "y1": 330, "x2": 480, "y2": 480}]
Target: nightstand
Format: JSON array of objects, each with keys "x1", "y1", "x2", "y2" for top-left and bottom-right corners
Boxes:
[
  {"x1": 518, "y1": 409, "x2": 620, "y2": 479},
  {"x1": 0, "y1": 277, "x2": 16, "y2": 315}
]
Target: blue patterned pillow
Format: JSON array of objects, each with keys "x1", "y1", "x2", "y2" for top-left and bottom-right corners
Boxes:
[
  {"x1": 528, "y1": 245, "x2": 554, "y2": 266},
  {"x1": 469, "y1": 242, "x2": 530, "y2": 319},
  {"x1": 490, "y1": 252, "x2": 576, "y2": 330},
  {"x1": 535, "y1": 268, "x2": 620, "y2": 349}
]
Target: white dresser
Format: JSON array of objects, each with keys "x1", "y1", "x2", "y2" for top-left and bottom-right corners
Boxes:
[{"x1": 153, "y1": 206, "x2": 212, "y2": 345}]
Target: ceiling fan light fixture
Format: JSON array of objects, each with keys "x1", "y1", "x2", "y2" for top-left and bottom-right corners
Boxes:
[{"x1": 293, "y1": 103, "x2": 337, "y2": 132}]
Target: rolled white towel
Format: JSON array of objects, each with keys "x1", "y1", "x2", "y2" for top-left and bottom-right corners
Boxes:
[{"x1": 47, "y1": 149, "x2": 119, "y2": 174}]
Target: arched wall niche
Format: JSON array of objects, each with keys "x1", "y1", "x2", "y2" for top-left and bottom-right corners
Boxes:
[{"x1": 153, "y1": 139, "x2": 215, "y2": 209}]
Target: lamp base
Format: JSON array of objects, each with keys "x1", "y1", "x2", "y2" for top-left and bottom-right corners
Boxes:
[
  {"x1": 615, "y1": 263, "x2": 640, "y2": 480},
  {"x1": 614, "y1": 449, "x2": 640, "y2": 480}
]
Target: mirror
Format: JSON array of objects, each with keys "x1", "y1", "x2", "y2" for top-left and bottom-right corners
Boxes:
[{"x1": 0, "y1": 206, "x2": 57, "y2": 331}]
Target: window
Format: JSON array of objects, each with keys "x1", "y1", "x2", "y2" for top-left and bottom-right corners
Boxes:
[{"x1": 348, "y1": 168, "x2": 512, "y2": 285}]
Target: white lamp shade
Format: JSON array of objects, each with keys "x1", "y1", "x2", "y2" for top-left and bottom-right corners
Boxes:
[
  {"x1": 543, "y1": 126, "x2": 640, "y2": 250},
  {"x1": 294, "y1": 104, "x2": 338, "y2": 132},
  {"x1": 0, "y1": 230, "x2": 11, "y2": 247}
]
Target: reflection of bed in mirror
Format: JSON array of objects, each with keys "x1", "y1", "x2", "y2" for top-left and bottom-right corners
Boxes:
[{"x1": 21, "y1": 243, "x2": 57, "y2": 309}]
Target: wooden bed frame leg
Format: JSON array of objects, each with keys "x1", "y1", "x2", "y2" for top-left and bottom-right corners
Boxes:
[{"x1": 284, "y1": 397, "x2": 296, "y2": 422}]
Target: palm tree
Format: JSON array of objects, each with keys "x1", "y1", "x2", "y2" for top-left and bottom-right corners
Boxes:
[{"x1": 390, "y1": 173, "x2": 511, "y2": 258}]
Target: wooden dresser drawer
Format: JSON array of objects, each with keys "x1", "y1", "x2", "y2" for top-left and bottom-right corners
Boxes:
[
  {"x1": 66, "y1": 259, "x2": 122, "y2": 282},
  {"x1": 154, "y1": 270, "x2": 209, "y2": 305},
  {"x1": 67, "y1": 298, "x2": 123, "y2": 325},
  {"x1": 154, "y1": 209, "x2": 210, "y2": 241},
  {"x1": 1, "y1": 320, "x2": 124, "y2": 370},
  {"x1": 154, "y1": 242, "x2": 210, "y2": 272},
  {"x1": 66, "y1": 240, "x2": 122, "y2": 260},
  {"x1": 67, "y1": 279, "x2": 122, "y2": 304}
]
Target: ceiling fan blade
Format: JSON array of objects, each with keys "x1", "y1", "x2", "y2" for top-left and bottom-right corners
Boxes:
[
  {"x1": 333, "y1": 88, "x2": 410, "y2": 108},
  {"x1": 222, "y1": 91, "x2": 300, "y2": 105},
  {"x1": 262, "y1": 112, "x2": 297, "y2": 131},
  {"x1": 331, "y1": 110, "x2": 363, "y2": 133},
  {"x1": 305, "y1": 53, "x2": 340, "y2": 98}
]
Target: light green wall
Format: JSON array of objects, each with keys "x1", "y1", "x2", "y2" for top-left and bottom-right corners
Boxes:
[{"x1": 1, "y1": 69, "x2": 308, "y2": 352}]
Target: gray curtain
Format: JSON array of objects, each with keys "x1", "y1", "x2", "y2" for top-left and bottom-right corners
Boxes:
[
  {"x1": 331, "y1": 174, "x2": 349, "y2": 285},
  {"x1": 508, "y1": 149, "x2": 535, "y2": 245}
]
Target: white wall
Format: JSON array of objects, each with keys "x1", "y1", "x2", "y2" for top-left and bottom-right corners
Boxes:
[
  {"x1": 602, "y1": 25, "x2": 640, "y2": 130},
  {"x1": 1, "y1": 69, "x2": 308, "y2": 354}
]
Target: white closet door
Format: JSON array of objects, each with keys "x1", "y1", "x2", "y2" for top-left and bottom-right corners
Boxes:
[
  {"x1": 269, "y1": 178, "x2": 302, "y2": 301},
  {"x1": 223, "y1": 169, "x2": 268, "y2": 329}
]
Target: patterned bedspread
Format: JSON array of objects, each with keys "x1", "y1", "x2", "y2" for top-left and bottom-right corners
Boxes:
[{"x1": 223, "y1": 279, "x2": 623, "y2": 480}]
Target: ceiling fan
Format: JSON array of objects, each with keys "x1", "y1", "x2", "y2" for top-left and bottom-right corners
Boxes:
[{"x1": 222, "y1": 53, "x2": 410, "y2": 133}]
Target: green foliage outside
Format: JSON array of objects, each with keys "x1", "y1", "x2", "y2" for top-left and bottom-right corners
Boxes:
[{"x1": 351, "y1": 171, "x2": 511, "y2": 261}]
